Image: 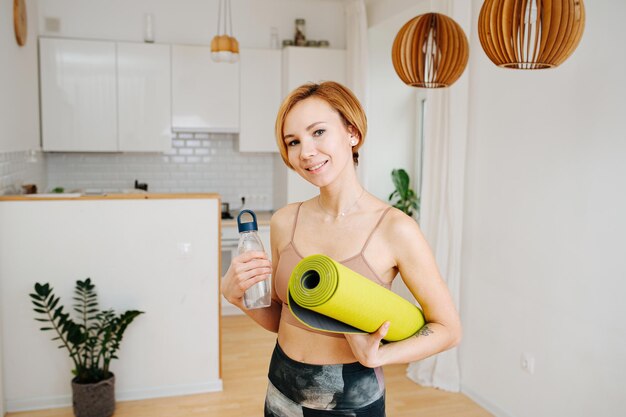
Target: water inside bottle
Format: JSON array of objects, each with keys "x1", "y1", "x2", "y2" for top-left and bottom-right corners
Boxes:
[{"x1": 244, "y1": 278, "x2": 271, "y2": 309}]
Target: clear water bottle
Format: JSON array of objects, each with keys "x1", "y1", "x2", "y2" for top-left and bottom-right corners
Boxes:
[{"x1": 237, "y1": 210, "x2": 271, "y2": 309}]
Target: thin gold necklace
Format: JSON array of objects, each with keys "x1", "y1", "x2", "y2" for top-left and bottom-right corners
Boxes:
[{"x1": 318, "y1": 188, "x2": 366, "y2": 218}]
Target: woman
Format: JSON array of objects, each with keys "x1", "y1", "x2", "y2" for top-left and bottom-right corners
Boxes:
[{"x1": 221, "y1": 81, "x2": 461, "y2": 416}]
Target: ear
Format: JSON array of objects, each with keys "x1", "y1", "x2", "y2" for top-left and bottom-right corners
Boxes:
[{"x1": 347, "y1": 126, "x2": 360, "y2": 146}]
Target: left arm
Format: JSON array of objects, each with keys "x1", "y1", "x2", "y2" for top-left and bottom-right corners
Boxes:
[{"x1": 345, "y1": 213, "x2": 462, "y2": 367}]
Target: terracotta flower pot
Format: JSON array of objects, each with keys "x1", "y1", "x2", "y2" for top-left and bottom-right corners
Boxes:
[{"x1": 71, "y1": 374, "x2": 115, "y2": 417}]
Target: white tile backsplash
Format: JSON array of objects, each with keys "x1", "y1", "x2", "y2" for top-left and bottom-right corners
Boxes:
[
  {"x1": 0, "y1": 151, "x2": 47, "y2": 195},
  {"x1": 44, "y1": 133, "x2": 274, "y2": 210}
]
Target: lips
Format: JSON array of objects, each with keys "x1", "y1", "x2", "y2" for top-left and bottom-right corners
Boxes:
[{"x1": 305, "y1": 160, "x2": 328, "y2": 173}]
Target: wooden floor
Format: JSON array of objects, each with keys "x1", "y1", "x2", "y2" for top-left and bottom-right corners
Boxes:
[{"x1": 8, "y1": 315, "x2": 492, "y2": 417}]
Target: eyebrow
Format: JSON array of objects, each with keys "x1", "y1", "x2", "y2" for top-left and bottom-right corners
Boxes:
[{"x1": 283, "y1": 121, "x2": 326, "y2": 141}]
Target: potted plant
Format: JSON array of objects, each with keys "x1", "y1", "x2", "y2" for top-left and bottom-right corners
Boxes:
[
  {"x1": 30, "y1": 278, "x2": 144, "y2": 417},
  {"x1": 389, "y1": 168, "x2": 420, "y2": 218}
]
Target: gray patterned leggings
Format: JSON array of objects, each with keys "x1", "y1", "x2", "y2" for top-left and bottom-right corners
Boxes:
[{"x1": 264, "y1": 342, "x2": 386, "y2": 416}]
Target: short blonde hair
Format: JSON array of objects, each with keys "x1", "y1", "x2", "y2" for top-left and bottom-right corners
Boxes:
[{"x1": 275, "y1": 81, "x2": 367, "y2": 169}]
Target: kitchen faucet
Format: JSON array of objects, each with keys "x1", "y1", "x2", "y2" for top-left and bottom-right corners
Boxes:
[{"x1": 134, "y1": 179, "x2": 148, "y2": 191}]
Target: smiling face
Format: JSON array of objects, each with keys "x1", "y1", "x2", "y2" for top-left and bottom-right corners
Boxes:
[
  {"x1": 275, "y1": 82, "x2": 367, "y2": 171},
  {"x1": 282, "y1": 97, "x2": 358, "y2": 188}
]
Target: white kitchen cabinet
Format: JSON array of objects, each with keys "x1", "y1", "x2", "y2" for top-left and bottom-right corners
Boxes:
[
  {"x1": 117, "y1": 43, "x2": 172, "y2": 152},
  {"x1": 40, "y1": 38, "x2": 117, "y2": 151},
  {"x1": 40, "y1": 38, "x2": 172, "y2": 153},
  {"x1": 274, "y1": 47, "x2": 347, "y2": 208},
  {"x1": 172, "y1": 45, "x2": 239, "y2": 133},
  {"x1": 239, "y1": 49, "x2": 282, "y2": 152}
]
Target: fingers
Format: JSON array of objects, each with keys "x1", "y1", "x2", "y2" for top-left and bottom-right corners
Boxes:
[
  {"x1": 222, "y1": 254, "x2": 272, "y2": 303},
  {"x1": 230, "y1": 265, "x2": 271, "y2": 287},
  {"x1": 231, "y1": 253, "x2": 271, "y2": 279},
  {"x1": 378, "y1": 321, "x2": 391, "y2": 339},
  {"x1": 343, "y1": 330, "x2": 386, "y2": 368},
  {"x1": 234, "y1": 258, "x2": 272, "y2": 275},
  {"x1": 225, "y1": 271, "x2": 270, "y2": 305},
  {"x1": 238, "y1": 273, "x2": 272, "y2": 292},
  {"x1": 235, "y1": 251, "x2": 268, "y2": 262}
]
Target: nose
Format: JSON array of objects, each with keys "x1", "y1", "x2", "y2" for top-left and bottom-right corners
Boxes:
[{"x1": 299, "y1": 138, "x2": 317, "y2": 160}]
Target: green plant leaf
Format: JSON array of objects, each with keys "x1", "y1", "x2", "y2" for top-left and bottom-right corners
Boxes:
[
  {"x1": 388, "y1": 168, "x2": 420, "y2": 218},
  {"x1": 35, "y1": 283, "x2": 50, "y2": 297},
  {"x1": 30, "y1": 277, "x2": 144, "y2": 384},
  {"x1": 29, "y1": 293, "x2": 44, "y2": 301},
  {"x1": 392, "y1": 169, "x2": 409, "y2": 195}
]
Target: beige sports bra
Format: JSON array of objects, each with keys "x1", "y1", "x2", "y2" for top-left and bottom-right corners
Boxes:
[{"x1": 274, "y1": 203, "x2": 393, "y2": 337}]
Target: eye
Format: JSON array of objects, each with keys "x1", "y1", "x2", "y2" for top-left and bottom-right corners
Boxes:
[
  {"x1": 286, "y1": 139, "x2": 300, "y2": 147},
  {"x1": 313, "y1": 129, "x2": 325, "y2": 137}
]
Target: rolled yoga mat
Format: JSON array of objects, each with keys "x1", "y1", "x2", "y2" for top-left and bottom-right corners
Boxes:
[{"x1": 288, "y1": 254, "x2": 425, "y2": 342}]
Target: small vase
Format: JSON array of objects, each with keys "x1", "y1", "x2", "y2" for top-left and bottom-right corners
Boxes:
[
  {"x1": 71, "y1": 373, "x2": 116, "y2": 417},
  {"x1": 143, "y1": 13, "x2": 155, "y2": 43}
]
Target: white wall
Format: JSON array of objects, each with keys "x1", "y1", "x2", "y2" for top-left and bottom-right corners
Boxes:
[
  {"x1": 460, "y1": 1, "x2": 626, "y2": 416},
  {"x1": 366, "y1": 0, "x2": 626, "y2": 415},
  {"x1": 0, "y1": 0, "x2": 41, "y2": 412},
  {"x1": 366, "y1": 0, "x2": 427, "y2": 27},
  {"x1": 37, "y1": 0, "x2": 346, "y2": 49},
  {"x1": 0, "y1": 0, "x2": 40, "y2": 153},
  {"x1": 365, "y1": 0, "x2": 428, "y2": 202}
]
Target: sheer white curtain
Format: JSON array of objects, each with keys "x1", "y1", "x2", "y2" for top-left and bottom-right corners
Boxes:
[
  {"x1": 345, "y1": 0, "x2": 369, "y2": 185},
  {"x1": 405, "y1": 0, "x2": 470, "y2": 393},
  {"x1": 406, "y1": 90, "x2": 461, "y2": 392}
]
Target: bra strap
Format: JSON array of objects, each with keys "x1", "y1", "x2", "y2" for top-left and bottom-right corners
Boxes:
[
  {"x1": 290, "y1": 202, "x2": 304, "y2": 242},
  {"x1": 361, "y1": 206, "x2": 393, "y2": 253}
]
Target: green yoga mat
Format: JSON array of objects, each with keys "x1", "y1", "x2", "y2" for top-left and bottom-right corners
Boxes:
[{"x1": 288, "y1": 254, "x2": 425, "y2": 342}]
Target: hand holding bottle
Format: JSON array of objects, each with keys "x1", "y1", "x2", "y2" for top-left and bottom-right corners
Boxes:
[
  {"x1": 221, "y1": 250, "x2": 272, "y2": 309},
  {"x1": 221, "y1": 210, "x2": 272, "y2": 309}
]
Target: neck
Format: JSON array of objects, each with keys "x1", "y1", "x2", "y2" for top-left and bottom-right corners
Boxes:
[
  {"x1": 318, "y1": 180, "x2": 365, "y2": 218},
  {"x1": 317, "y1": 157, "x2": 364, "y2": 216}
]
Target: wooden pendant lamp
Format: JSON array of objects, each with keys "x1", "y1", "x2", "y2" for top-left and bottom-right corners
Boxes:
[
  {"x1": 211, "y1": 0, "x2": 239, "y2": 63},
  {"x1": 392, "y1": 13, "x2": 469, "y2": 88},
  {"x1": 478, "y1": 0, "x2": 586, "y2": 69}
]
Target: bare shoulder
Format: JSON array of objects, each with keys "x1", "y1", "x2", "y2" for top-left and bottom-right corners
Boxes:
[
  {"x1": 380, "y1": 207, "x2": 421, "y2": 234},
  {"x1": 270, "y1": 203, "x2": 302, "y2": 249},
  {"x1": 379, "y1": 208, "x2": 427, "y2": 254},
  {"x1": 270, "y1": 203, "x2": 301, "y2": 229}
]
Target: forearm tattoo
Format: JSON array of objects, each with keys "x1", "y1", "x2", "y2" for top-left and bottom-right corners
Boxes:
[{"x1": 415, "y1": 324, "x2": 433, "y2": 338}]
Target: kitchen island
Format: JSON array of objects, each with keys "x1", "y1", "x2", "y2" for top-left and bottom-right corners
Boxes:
[{"x1": 0, "y1": 193, "x2": 222, "y2": 412}]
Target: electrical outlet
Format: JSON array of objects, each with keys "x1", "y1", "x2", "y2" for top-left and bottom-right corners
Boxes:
[{"x1": 521, "y1": 353, "x2": 535, "y2": 375}]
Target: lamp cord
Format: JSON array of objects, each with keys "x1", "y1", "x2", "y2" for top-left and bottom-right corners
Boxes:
[
  {"x1": 217, "y1": 0, "x2": 222, "y2": 35},
  {"x1": 227, "y1": 0, "x2": 234, "y2": 36}
]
